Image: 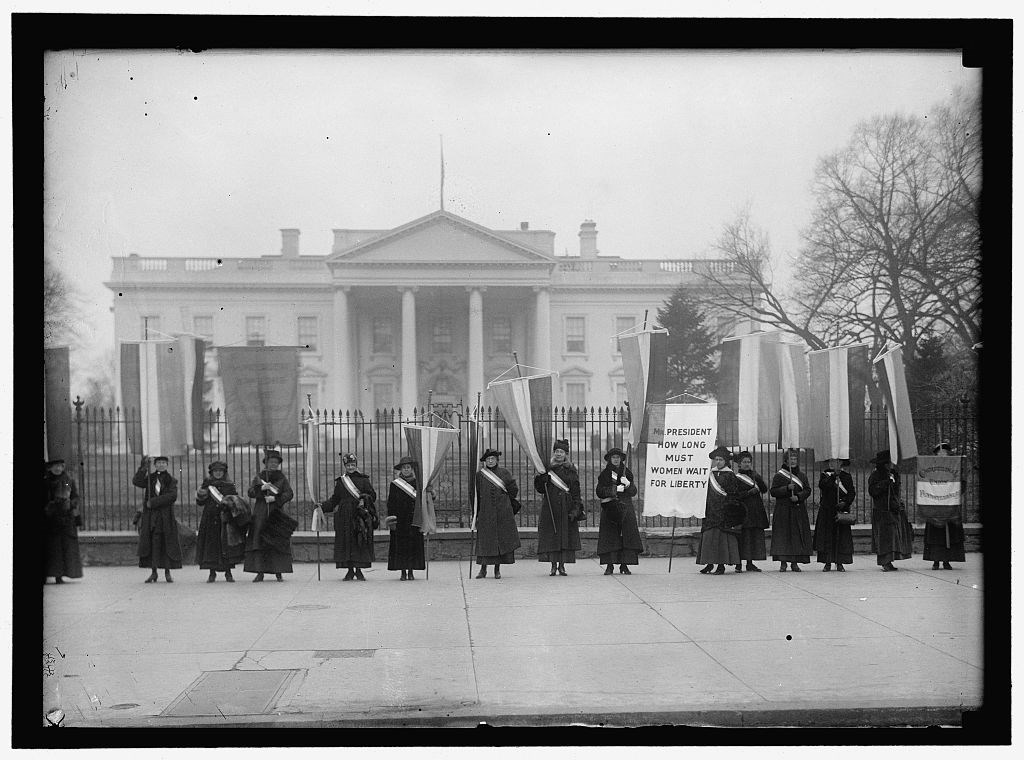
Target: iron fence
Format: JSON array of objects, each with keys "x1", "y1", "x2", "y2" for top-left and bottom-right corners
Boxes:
[{"x1": 65, "y1": 400, "x2": 979, "y2": 533}]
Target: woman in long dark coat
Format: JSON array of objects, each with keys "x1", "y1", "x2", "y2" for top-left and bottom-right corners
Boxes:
[
  {"x1": 195, "y1": 460, "x2": 241, "y2": 582},
  {"x1": 769, "y1": 448, "x2": 813, "y2": 571},
  {"x1": 813, "y1": 458, "x2": 855, "y2": 571},
  {"x1": 698, "y1": 447, "x2": 755, "y2": 575},
  {"x1": 43, "y1": 459, "x2": 83, "y2": 584},
  {"x1": 387, "y1": 456, "x2": 426, "y2": 580},
  {"x1": 245, "y1": 449, "x2": 295, "y2": 581},
  {"x1": 734, "y1": 450, "x2": 769, "y2": 572},
  {"x1": 923, "y1": 441, "x2": 966, "y2": 570},
  {"x1": 474, "y1": 448, "x2": 521, "y2": 579},
  {"x1": 321, "y1": 453, "x2": 378, "y2": 581},
  {"x1": 132, "y1": 455, "x2": 182, "y2": 583},
  {"x1": 534, "y1": 439, "x2": 584, "y2": 576},
  {"x1": 595, "y1": 447, "x2": 642, "y2": 575},
  {"x1": 868, "y1": 449, "x2": 913, "y2": 571}
]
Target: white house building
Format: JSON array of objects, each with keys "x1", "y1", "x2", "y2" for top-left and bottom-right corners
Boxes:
[{"x1": 105, "y1": 209, "x2": 756, "y2": 413}]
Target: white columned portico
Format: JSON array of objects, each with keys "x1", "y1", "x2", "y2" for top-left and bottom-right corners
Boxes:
[
  {"x1": 400, "y1": 286, "x2": 418, "y2": 413},
  {"x1": 332, "y1": 286, "x2": 352, "y2": 412},
  {"x1": 467, "y1": 287, "x2": 485, "y2": 403},
  {"x1": 533, "y1": 286, "x2": 552, "y2": 371}
]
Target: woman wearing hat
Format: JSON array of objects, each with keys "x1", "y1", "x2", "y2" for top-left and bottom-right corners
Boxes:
[
  {"x1": 813, "y1": 459, "x2": 855, "y2": 572},
  {"x1": 769, "y1": 448, "x2": 813, "y2": 571},
  {"x1": 473, "y1": 449, "x2": 521, "y2": 579},
  {"x1": 534, "y1": 439, "x2": 584, "y2": 576},
  {"x1": 43, "y1": 459, "x2": 83, "y2": 584},
  {"x1": 734, "y1": 451, "x2": 770, "y2": 572},
  {"x1": 923, "y1": 442, "x2": 966, "y2": 570},
  {"x1": 867, "y1": 449, "x2": 913, "y2": 571},
  {"x1": 319, "y1": 453, "x2": 379, "y2": 581},
  {"x1": 698, "y1": 447, "x2": 756, "y2": 575},
  {"x1": 132, "y1": 455, "x2": 182, "y2": 583},
  {"x1": 387, "y1": 456, "x2": 426, "y2": 580},
  {"x1": 245, "y1": 450, "x2": 296, "y2": 582},
  {"x1": 195, "y1": 461, "x2": 241, "y2": 582},
  {"x1": 595, "y1": 447, "x2": 642, "y2": 575}
]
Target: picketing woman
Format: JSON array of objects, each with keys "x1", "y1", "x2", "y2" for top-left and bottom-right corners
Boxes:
[
  {"x1": 473, "y1": 448, "x2": 521, "y2": 579},
  {"x1": 868, "y1": 449, "x2": 914, "y2": 572},
  {"x1": 534, "y1": 439, "x2": 584, "y2": 576},
  {"x1": 387, "y1": 456, "x2": 426, "y2": 580},
  {"x1": 195, "y1": 460, "x2": 242, "y2": 582},
  {"x1": 733, "y1": 451, "x2": 769, "y2": 573},
  {"x1": 43, "y1": 458, "x2": 83, "y2": 584},
  {"x1": 320, "y1": 453, "x2": 379, "y2": 581},
  {"x1": 245, "y1": 449, "x2": 296, "y2": 582},
  {"x1": 769, "y1": 448, "x2": 813, "y2": 572},
  {"x1": 595, "y1": 446, "x2": 642, "y2": 575},
  {"x1": 813, "y1": 458, "x2": 855, "y2": 572},
  {"x1": 698, "y1": 446, "x2": 756, "y2": 575},
  {"x1": 922, "y1": 441, "x2": 966, "y2": 571},
  {"x1": 132, "y1": 455, "x2": 183, "y2": 583}
]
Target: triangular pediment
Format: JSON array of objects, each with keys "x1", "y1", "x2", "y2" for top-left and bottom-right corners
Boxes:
[{"x1": 327, "y1": 210, "x2": 554, "y2": 265}]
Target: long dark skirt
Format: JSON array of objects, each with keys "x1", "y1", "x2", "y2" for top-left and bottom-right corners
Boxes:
[
  {"x1": 538, "y1": 549, "x2": 577, "y2": 564},
  {"x1": 44, "y1": 528, "x2": 83, "y2": 579},
  {"x1": 196, "y1": 505, "x2": 239, "y2": 571},
  {"x1": 923, "y1": 522, "x2": 966, "y2": 562},
  {"x1": 388, "y1": 526, "x2": 425, "y2": 570},
  {"x1": 872, "y1": 510, "x2": 914, "y2": 566},
  {"x1": 813, "y1": 508, "x2": 854, "y2": 565},
  {"x1": 140, "y1": 529, "x2": 184, "y2": 570},
  {"x1": 771, "y1": 502, "x2": 812, "y2": 564},
  {"x1": 697, "y1": 528, "x2": 741, "y2": 565},
  {"x1": 477, "y1": 551, "x2": 516, "y2": 565},
  {"x1": 599, "y1": 549, "x2": 640, "y2": 565},
  {"x1": 738, "y1": 527, "x2": 767, "y2": 561}
]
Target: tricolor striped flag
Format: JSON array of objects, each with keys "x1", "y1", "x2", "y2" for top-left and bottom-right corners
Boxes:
[
  {"x1": 807, "y1": 344, "x2": 871, "y2": 461},
  {"x1": 404, "y1": 424, "x2": 460, "y2": 536},
  {"x1": 486, "y1": 373, "x2": 554, "y2": 472},
  {"x1": 619, "y1": 328, "x2": 669, "y2": 445},
  {"x1": 874, "y1": 345, "x2": 918, "y2": 461},
  {"x1": 777, "y1": 340, "x2": 812, "y2": 449},
  {"x1": 120, "y1": 337, "x2": 206, "y2": 454},
  {"x1": 717, "y1": 332, "x2": 781, "y2": 447}
]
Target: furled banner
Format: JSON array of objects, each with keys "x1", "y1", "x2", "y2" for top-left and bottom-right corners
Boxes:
[
  {"x1": 641, "y1": 403, "x2": 718, "y2": 519},
  {"x1": 120, "y1": 337, "x2": 206, "y2": 454},
  {"x1": 807, "y1": 344, "x2": 871, "y2": 461},
  {"x1": 404, "y1": 424, "x2": 461, "y2": 535},
  {"x1": 44, "y1": 347, "x2": 72, "y2": 462},
  {"x1": 619, "y1": 328, "x2": 669, "y2": 445},
  {"x1": 717, "y1": 332, "x2": 781, "y2": 447},
  {"x1": 467, "y1": 411, "x2": 480, "y2": 531},
  {"x1": 777, "y1": 340, "x2": 812, "y2": 449},
  {"x1": 487, "y1": 373, "x2": 554, "y2": 472},
  {"x1": 217, "y1": 347, "x2": 300, "y2": 445},
  {"x1": 304, "y1": 405, "x2": 324, "y2": 519},
  {"x1": 873, "y1": 345, "x2": 918, "y2": 461},
  {"x1": 916, "y1": 455, "x2": 963, "y2": 526}
]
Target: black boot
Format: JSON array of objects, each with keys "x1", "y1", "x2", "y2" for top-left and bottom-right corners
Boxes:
[
  {"x1": 620, "y1": 564, "x2": 631, "y2": 575},
  {"x1": 54, "y1": 576, "x2": 64, "y2": 584},
  {"x1": 746, "y1": 562, "x2": 761, "y2": 572},
  {"x1": 943, "y1": 562, "x2": 954, "y2": 570},
  {"x1": 883, "y1": 562, "x2": 898, "y2": 572},
  {"x1": 779, "y1": 562, "x2": 787, "y2": 572},
  {"x1": 823, "y1": 563, "x2": 832, "y2": 572},
  {"x1": 164, "y1": 569, "x2": 174, "y2": 583},
  {"x1": 400, "y1": 570, "x2": 408, "y2": 581},
  {"x1": 145, "y1": 569, "x2": 158, "y2": 583},
  {"x1": 790, "y1": 563, "x2": 802, "y2": 572},
  {"x1": 550, "y1": 563, "x2": 558, "y2": 576},
  {"x1": 253, "y1": 572, "x2": 264, "y2": 582},
  {"x1": 932, "y1": 561, "x2": 940, "y2": 570},
  {"x1": 225, "y1": 570, "x2": 235, "y2": 582},
  {"x1": 699, "y1": 564, "x2": 713, "y2": 574},
  {"x1": 476, "y1": 566, "x2": 488, "y2": 579},
  {"x1": 343, "y1": 568, "x2": 355, "y2": 581},
  {"x1": 207, "y1": 570, "x2": 217, "y2": 583},
  {"x1": 713, "y1": 564, "x2": 726, "y2": 575},
  {"x1": 275, "y1": 573, "x2": 284, "y2": 582},
  {"x1": 407, "y1": 570, "x2": 415, "y2": 580},
  {"x1": 354, "y1": 569, "x2": 365, "y2": 581},
  {"x1": 836, "y1": 563, "x2": 845, "y2": 572},
  {"x1": 604, "y1": 564, "x2": 614, "y2": 575},
  {"x1": 493, "y1": 564, "x2": 501, "y2": 579},
  {"x1": 735, "y1": 564, "x2": 743, "y2": 573},
  {"x1": 557, "y1": 563, "x2": 567, "y2": 576}
]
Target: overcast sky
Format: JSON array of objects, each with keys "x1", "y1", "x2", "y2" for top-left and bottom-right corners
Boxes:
[{"x1": 43, "y1": 49, "x2": 978, "y2": 379}]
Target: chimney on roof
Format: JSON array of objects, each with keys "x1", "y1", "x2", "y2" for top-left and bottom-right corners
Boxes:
[
  {"x1": 579, "y1": 220, "x2": 598, "y2": 258},
  {"x1": 280, "y1": 228, "x2": 300, "y2": 258},
  {"x1": 520, "y1": 221, "x2": 529, "y2": 231}
]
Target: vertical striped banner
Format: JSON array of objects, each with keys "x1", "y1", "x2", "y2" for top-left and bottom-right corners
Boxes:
[
  {"x1": 487, "y1": 373, "x2": 554, "y2": 472},
  {"x1": 404, "y1": 424, "x2": 460, "y2": 535},
  {"x1": 44, "y1": 347, "x2": 72, "y2": 462},
  {"x1": 874, "y1": 345, "x2": 918, "y2": 461},
  {"x1": 620, "y1": 329, "x2": 669, "y2": 445},
  {"x1": 717, "y1": 332, "x2": 781, "y2": 447},
  {"x1": 777, "y1": 341, "x2": 811, "y2": 449},
  {"x1": 807, "y1": 344, "x2": 871, "y2": 461}
]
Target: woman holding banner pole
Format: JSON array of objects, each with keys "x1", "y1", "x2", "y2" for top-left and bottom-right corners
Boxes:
[
  {"x1": 473, "y1": 449, "x2": 521, "y2": 579},
  {"x1": 769, "y1": 448, "x2": 813, "y2": 572},
  {"x1": 534, "y1": 439, "x2": 583, "y2": 576},
  {"x1": 387, "y1": 456, "x2": 426, "y2": 580}
]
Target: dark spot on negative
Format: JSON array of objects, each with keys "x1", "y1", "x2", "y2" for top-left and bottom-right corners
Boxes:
[{"x1": 786, "y1": 635, "x2": 792, "y2": 641}]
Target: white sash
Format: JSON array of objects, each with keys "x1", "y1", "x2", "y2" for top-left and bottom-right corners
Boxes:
[
  {"x1": 392, "y1": 477, "x2": 416, "y2": 499},
  {"x1": 154, "y1": 479, "x2": 161, "y2": 495},
  {"x1": 208, "y1": 485, "x2": 224, "y2": 503},
  {"x1": 479, "y1": 467, "x2": 507, "y2": 493},
  {"x1": 260, "y1": 477, "x2": 280, "y2": 495},
  {"x1": 341, "y1": 474, "x2": 362, "y2": 500},
  {"x1": 777, "y1": 468, "x2": 802, "y2": 487},
  {"x1": 547, "y1": 470, "x2": 570, "y2": 493},
  {"x1": 837, "y1": 476, "x2": 849, "y2": 496},
  {"x1": 734, "y1": 472, "x2": 755, "y2": 488},
  {"x1": 708, "y1": 470, "x2": 729, "y2": 497}
]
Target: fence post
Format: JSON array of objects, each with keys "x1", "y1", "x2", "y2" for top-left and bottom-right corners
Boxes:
[{"x1": 73, "y1": 396, "x2": 85, "y2": 517}]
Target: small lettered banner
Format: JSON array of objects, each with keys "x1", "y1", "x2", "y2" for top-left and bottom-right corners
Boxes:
[
  {"x1": 916, "y1": 455, "x2": 963, "y2": 524},
  {"x1": 641, "y1": 403, "x2": 718, "y2": 519}
]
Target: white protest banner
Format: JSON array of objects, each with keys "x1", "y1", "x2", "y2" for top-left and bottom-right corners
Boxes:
[
  {"x1": 916, "y1": 455, "x2": 963, "y2": 526},
  {"x1": 641, "y1": 403, "x2": 718, "y2": 519}
]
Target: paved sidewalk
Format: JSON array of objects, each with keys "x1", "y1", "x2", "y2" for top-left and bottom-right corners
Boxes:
[{"x1": 42, "y1": 554, "x2": 983, "y2": 728}]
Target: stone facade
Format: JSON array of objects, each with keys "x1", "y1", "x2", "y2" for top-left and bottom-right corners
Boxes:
[{"x1": 105, "y1": 209, "x2": 757, "y2": 411}]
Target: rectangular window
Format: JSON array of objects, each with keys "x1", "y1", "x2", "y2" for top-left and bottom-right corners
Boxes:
[
  {"x1": 565, "y1": 382, "x2": 587, "y2": 428},
  {"x1": 193, "y1": 315, "x2": 214, "y2": 340},
  {"x1": 490, "y1": 316, "x2": 512, "y2": 354},
  {"x1": 432, "y1": 317, "x2": 453, "y2": 354},
  {"x1": 297, "y1": 316, "x2": 318, "y2": 352},
  {"x1": 372, "y1": 317, "x2": 394, "y2": 354},
  {"x1": 140, "y1": 316, "x2": 161, "y2": 339},
  {"x1": 615, "y1": 316, "x2": 636, "y2": 353},
  {"x1": 245, "y1": 316, "x2": 266, "y2": 347},
  {"x1": 565, "y1": 316, "x2": 586, "y2": 354}
]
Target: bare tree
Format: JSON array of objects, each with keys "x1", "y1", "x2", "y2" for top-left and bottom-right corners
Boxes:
[{"x1": 44, "y1": 257, "x2": 80, "y2": 347}]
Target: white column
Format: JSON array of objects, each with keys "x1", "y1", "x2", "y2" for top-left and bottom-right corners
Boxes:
[
  {"x1": 400, "y1": 286, "x2": 418, "y2": 413},
  {"x1": 332, "y1": 287, "x2": 352, "y2": 413},
  {"x1": 533, "y1": 286, "x2": 551, "y2": 371},
  {"x1": 467, "y1": 287, "x2": 485, "y2": 403}
]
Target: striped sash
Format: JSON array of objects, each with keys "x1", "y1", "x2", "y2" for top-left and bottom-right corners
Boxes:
[
  {"x1": 837, "y1": 477, "x2": 849, "y2": 496},
  {"x1": 547, "y1": 471, "x2": 570, "y2": 493},
  {"x1": 479, "y1": 467, "x2": 507, "y2": 493},
  {"x1": 391, "y1": 478, "x2": 416, "y2": 499},
  {"x1": 208, "y1": 485, "x2": 224, "y2": 503},
  {"x1": 734, "y1": 472, "x2": 755, "y2": 488},
  {"x1": 341, "y1": 474, "x2": 362, "y2": 500},
  {"x1": 776, "y1": 468, "x2": 802, "y2": 487},
  {"x1": 708, "y1": 470, "x2": 729, "y2": 497}
]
